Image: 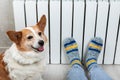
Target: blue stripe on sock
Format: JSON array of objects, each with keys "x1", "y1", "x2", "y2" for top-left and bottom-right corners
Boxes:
[
  {"x1": 70, "y1": 58, "x2": 80, "y2": 63},
  {"x1": 91, "y1": 40, "x2": 103, "y2": 46},
  {"x1": 88, "y1": 48, "x2": 100, "y2": 53},
  {"x1": 64, "y1": 40, "x2": 76, "y2": 47},
  {"x1": 72, "y1": 63, "x2": 82, "y2": 67},
  {"x1": 86, "y1": 58, "x2": 97, "y2": 62},
  {"x1": 66, "y1": 49, "x2": 78, "y2": 54},
  {"x1": 87, "y1": 62, "x2": 97, "y2": 70}
]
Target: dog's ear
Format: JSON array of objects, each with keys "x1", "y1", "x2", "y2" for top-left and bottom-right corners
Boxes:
[
  {"x1": 36, "y1": 15, "x2": 46, "y2": 32},
  {"x1": 6, "y1": 31, "x2": 22, "y2": 44}
]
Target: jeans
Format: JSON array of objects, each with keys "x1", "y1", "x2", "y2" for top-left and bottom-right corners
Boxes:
[{"x1": 67, "y1": 64, "x2": 112, "y2": 80}]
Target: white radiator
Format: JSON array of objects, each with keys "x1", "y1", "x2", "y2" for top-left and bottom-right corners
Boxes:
[{"x1": 13, "y1": 0, "x2": 120, "y2": 64}]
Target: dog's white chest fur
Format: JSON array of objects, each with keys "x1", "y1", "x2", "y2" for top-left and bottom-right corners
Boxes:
[{"x1": 3, "y1": 44, "x2": 47, "y2": 80}]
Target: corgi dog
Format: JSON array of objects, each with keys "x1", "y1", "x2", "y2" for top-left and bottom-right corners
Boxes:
[{"x1": 0, "y1": 15, "x2": 48, "y2": 80}]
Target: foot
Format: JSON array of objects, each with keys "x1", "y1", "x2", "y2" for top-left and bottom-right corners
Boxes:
[
  {"x1": 85, "y1": 37, "x2": 103, "y2": 70},
  {"x1": 63, "y1": 37, "x2": 82, "y2": 66}
]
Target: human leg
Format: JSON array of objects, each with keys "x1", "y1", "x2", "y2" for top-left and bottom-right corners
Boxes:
[
  {"x1": 85, "y1": 37, "x2": 112, "y2": 80},
  {"x1": 63, "y1": 38, "x2": 88, "y2": 80}
]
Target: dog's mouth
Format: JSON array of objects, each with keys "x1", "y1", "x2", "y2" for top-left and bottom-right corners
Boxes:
[{"x1": 31, "y1": 46, "x2": 44, "y2": 52}]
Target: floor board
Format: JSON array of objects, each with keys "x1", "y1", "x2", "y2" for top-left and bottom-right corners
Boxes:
[{"x1": 43, "y1": 64, "x2": 120, "y2": 80}]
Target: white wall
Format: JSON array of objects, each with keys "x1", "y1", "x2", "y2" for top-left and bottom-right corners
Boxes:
[{"x1": 0, "y1": 0, "x2": 15, "y2": 52}]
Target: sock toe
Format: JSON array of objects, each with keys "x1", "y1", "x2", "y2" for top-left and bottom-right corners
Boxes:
[
  {"x1": 63, "y1": 37, "x2": 76, "y2": 47},
  {"x1": 63, "y1": 37, "x2": 78, "y2": 53},
  {"x1": 88, "y1": 37, "x2": 103, "y2": 53},
  {"x1": 94, "y1": 37, "x2": 103, "y2": 43},
  {"x1": 91, "y1": 37, "x2": 103, "y2": 47}
]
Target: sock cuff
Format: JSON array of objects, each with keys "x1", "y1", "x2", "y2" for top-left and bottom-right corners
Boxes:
[
  {"x1": 71, "y1": 63, "x2": 82, "y2": 67},
  {"x1": 86, "y1": 58, "x2": 97, "y2": 68},
  {"x1": 70, "y1": 58, "x2": 82, "y2": 66},
  {"x1": 86, "y1": 58, "x2": 97, "y2": 62},
  {"x1": 87, "y1": 62, "x2": 97, "y2": 70}
]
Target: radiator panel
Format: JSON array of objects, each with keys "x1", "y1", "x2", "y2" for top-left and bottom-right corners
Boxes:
[
  {"x1": 25, "y1": 1, "x2": 37, "y2": 26},
  {"x1": 104, "y1": 2, "x2": 120, "y2": 64},
  {"x1": 96, "y1": 1, "x2": 109, "y2": 64},
  {"x1": 50, "y1": 0, "x2": 60, "y2": 64},
  {"x1": 115, "y1": 21, "x2": 120, "y2": 64},
  {"x1": 13, "y1": 0, "x2": 120, "y2": 64},
  {"x1": 13, "y1": 0, "x2": 25, "y2": 31},
  {"x1": 61, "y1": 0, "x2": 73, "y2": 64},
  {"x1": 83, "y1": 1, "x2": 97, "y2": 59},
  {"x1": 73, "y1": 0, "x2": 84, "y2": 62}
]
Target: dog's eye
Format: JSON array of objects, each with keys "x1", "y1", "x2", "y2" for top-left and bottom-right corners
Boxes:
[
  {"x1": 27, "y1": 36, "x2": 33, "y2": 40},
  {"x1": 38, "y1": 32, "x2": 41, "y2": 36}
]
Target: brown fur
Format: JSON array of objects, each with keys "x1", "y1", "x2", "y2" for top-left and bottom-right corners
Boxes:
[
  {"x1": 6, "y1": 31, "x2": 22, "y2": 45},
  {"x1": 37, "y1": 15, "x2": 46, "y2": 32},
  {"x1": 0, "y1": 53, "x2": 10, "y2": 80}
]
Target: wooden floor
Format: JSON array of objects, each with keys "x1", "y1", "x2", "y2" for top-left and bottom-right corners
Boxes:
[{"x1": 43, "y1": 64, "x2": 120, "y2": 80}]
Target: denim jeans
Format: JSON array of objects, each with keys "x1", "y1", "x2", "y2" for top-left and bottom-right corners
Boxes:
[{"x1": 67, "y1": 64, "x2": 112, "y2": 80}]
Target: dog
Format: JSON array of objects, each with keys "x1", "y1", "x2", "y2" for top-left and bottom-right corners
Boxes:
[{"x1": 0, "y1": 15, "x2": 48, "y2": 80}]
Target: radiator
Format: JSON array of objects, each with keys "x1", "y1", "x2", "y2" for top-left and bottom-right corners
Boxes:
[{"x1": 13, "y1": 0, "x2": 120, "y2": 64}]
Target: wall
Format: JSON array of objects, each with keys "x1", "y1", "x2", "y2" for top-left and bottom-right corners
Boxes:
[{"x1": 0, "y1": 0, "x2": 15, "y2": 52}]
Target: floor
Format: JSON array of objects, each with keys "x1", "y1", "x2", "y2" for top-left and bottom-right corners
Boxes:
[{"x1": 43, "y1": 64, "x2": 120, "y2": 80}]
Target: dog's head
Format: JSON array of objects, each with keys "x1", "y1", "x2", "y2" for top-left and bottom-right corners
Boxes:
[{"x1": 7, "y1": 15, "x2": 47, "y2": 53}]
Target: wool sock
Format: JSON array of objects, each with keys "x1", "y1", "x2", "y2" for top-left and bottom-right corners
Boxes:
[
  {"x1": 63, "y1": 37, "x2": 82, "y2": 67},
  {"x1": 85, "y1": 37, "x2": 103, "y2": 71}
]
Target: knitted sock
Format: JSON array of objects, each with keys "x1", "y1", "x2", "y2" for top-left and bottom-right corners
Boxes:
[
  {"x1": 63, "y1": 37, "x2": 82, "y2": 67},
  {"x1": 85, "y1": 37, "x2": 103, "y2": 71}
]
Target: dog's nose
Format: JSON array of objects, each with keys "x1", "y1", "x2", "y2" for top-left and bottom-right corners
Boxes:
[{"x1": 38, "y1": 40, "x2": 44, "y2": 46}]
